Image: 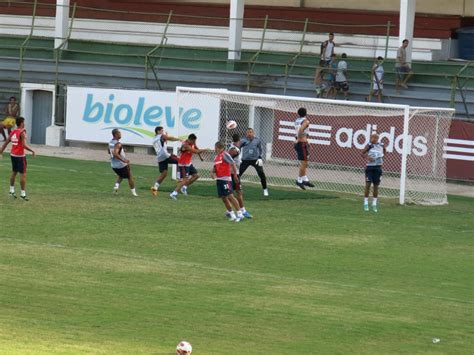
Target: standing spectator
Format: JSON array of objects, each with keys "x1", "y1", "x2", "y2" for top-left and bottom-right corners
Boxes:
[
  {"x1": 325, "y1": 53, "x2": 338, "y2": 98},
  {"x1": 314, "y1": 33, "x2": 336, "y2": 96},
  {"x1": 367, "y1": 56, "x2": 385, "y2": 103},
  {"x1": 395, "y1": 39, "x2": 414, "y2": 93},
  {"x1": 334, "y1": 53, "x2": 349, "y2": 100},
  {"x1": 239, "y1": 128, "x2": 269, "y2": 197},
  {"x1": 1, "y1": 96, "x2": 20, "y2": 141}
]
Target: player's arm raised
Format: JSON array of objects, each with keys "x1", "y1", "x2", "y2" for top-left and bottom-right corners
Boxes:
[
  {"x1": 361, "y1": 145, "x2": 374, "y2": 161},
  {"x1": 21, "y1": 131, "x2": 35, "y2": 157},
  {"x1": 163, "y1": 133, "x2": 181, "y2": 142}
]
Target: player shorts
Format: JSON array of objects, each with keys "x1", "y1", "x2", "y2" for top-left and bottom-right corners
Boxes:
[
  {"x1": 365, "y1": 166, "x2": 382, "y2": 186},
  {"x1": 319, "y1": 59, "x2": 331, "y2": 67},
  {"x1": 11, "y1": 156, "x2": 26, "y2": 174},
  {"x1": 113, "y1": 165, "x2": 131, "y2": 179},
  {"x1": 177, "y1": 164, "x2": 198, "y2": 180},
  {"x1": 396, "y1": 65, "x2": 411, "y2": 79},
  {"x1": 158, "y1": 154, "x2": 178, "y2": 173},
  {"x1": 335, "y1": 81, "x2": 349, "y2": 92},
  {"x1": 231, "y1": 174, "x2": 241, "y2": 192},
  {"x1": 294, "y1": 142, "x2": 309, "y2": 161},
  {"x1": 216, "y1": 179, "x2": 233, "y2": 198}
]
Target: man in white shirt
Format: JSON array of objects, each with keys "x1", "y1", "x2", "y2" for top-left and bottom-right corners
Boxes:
[
  {"x1": 314, "y1": 33, "x2": 336, "y2": 96},
  {"x1": 334, "y1": 53, "x2": 349, "y2": 100}
]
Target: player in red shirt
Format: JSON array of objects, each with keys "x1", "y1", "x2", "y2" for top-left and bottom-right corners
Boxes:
[
  {"x1": 0, "y1": 117, "x2": 35, "y2": 200},
  {"x1": 211, "y1": 141, "x2": 243, "y2": 222},
  {"x1": 170, "y1": 133, "x2": 210, "y2": 200}
]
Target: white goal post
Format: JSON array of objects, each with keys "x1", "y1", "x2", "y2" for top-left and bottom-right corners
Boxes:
[{"x1": 176, "y1": 86, "x2": 455, "y2": 205}]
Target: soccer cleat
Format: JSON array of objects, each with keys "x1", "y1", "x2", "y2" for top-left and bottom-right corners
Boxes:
[
  {"x1": 20, "y1": 195, "x2": 29, "y2": 201},
  {"x1": 169, "y1": 192, "x2": 178, "y2": 200},
  {"x1": 180, "y1": 186, "x2": 188, "y2": 196},
  {"x1": 234, "y1": 215, "x2": 243, "y2": 223},
  {"x1": 303, "y1": 181, "x2": 315, "y2": 188},
  {"x1": 263, "y1": 189, "x2": 269, "y2": 197},
  {"x1": 228, "y1": 215, "x2": 237, "y2": 222},
  {"x1": 9, "y1": 192, "x2": 17, "y2": 199},
  {"x1": 372, "y1": 205, "x2": 378, "y2": 213},
  {"x1": 296, "y1": 181, "x2": 306, "y2": 190},
  {"x1": 243, "y1": 211, "x2": 253, "y2": 219},
  {"x1": 364, "y1": 203, "x2": 369, "y2": 212},
  {"x1": 150, "y1": 187, "x2": 158, "y2": 196},
  {"x1": 225, "y1": 211, "x2": 232, "y2": 219}
]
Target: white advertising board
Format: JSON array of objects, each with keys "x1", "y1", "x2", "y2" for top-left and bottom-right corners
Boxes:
[{"x1": 65, "y1": 86, "x2": 220, "y2": 147}]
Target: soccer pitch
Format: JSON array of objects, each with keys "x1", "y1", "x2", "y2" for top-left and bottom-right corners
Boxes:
[{"x1": 0, "y1": 155, "x2": 472, "y2": 354}]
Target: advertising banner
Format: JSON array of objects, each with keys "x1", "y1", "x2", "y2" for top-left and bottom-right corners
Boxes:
[{"x1": 65, "y1": 87, "x2": 220, "y2": 148}]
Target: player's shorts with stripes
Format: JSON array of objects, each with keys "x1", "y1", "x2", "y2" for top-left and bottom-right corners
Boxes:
[
  {"x1": 365, "y1": 166, "x2": 382, "y2": 185},
  {"x1": 11, "y1": 156, "x2": 27, "y2": 174},
  {"x1": 158, "y1": 154, "x2": 178, "y2": 173},
  {"x1": 216, "y1": 179, "x2": 233, "y2": 197},
  {"x1": 177, "y1": 164, "x2": 197, "y2": 180},
  {"x1": 112, "y1": 165, "x2": 131, "y2": 179},
  {"x1": 294, "y1": 142, "x2": 309, "y2": 161}
]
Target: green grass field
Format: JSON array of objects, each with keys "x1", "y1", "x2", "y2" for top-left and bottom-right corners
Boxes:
[{"x1": 0, "y1": 155, "x2": 472, "y2": 354}]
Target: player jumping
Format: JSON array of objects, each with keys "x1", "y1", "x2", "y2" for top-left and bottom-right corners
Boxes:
[
  {"x1": 211, "y1": 141, "x2": 244, "y2": 222},
  {"x1": 294, "y1": 107, "x2": 315, "y2": 190},
  {"x1": 150, "y1": 126, "x2": 181, "y2": 196},
  {"x1": 228, "y1": 133, "x2": 252, "y2": 219},
  {"x1": 0, "y1": 117, "x2": 35, "y2": 200},
  {"x1": 362, "y1": 133, "x2": 386, "y2": 212}
]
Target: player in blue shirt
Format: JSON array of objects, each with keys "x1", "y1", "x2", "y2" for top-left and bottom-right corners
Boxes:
[{"x1": 362, "y1": 133, "x2": 386, "y2": 212}]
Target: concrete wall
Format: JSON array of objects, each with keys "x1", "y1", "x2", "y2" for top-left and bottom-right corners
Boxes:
[{"x1": 170, "y1": 0, "x2": 474, "y2": 16}]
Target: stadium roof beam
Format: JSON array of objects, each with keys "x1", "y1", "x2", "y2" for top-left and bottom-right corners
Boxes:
[
  {"x1": 228, "y1": 0, "x2": 244, "y2": 61},
  {"x1": 55, "y1": 0, "x2": 70, "y2": 49},
  {"x1": 399, "y1": 0, "x2": 416, "y2": 63}
]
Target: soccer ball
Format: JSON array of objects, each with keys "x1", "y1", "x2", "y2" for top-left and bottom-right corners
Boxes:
[
  {"x1": 176, "y1": 341, "x2": 192, "y2": 354},
  {"x1": 226, "y1": 120, "x2": 237, "y2": 129}
]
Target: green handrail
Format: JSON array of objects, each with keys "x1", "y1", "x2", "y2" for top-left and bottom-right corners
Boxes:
[
  {"x1": 283, "y1": 18, "x2": 308, "y2": 95},
  {"x1": 246, "y1": 15, "x2": 269, "y2": 91},
  {"x1": 145, "y1": 10, "x2": 173, "y2": 90},
  {"x1": 55, "y1": 2, "x2": 77, "y2": 90}
]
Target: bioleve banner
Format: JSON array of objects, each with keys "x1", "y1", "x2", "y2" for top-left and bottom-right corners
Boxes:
[{"x1": 65, "y1": 86, "x2": 220, "y2": 147}]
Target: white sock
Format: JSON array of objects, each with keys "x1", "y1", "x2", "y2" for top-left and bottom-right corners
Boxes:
[
  {"x1": 372, "y1": 198, "x2": 378, "y2": 206},
  {"x1": 297, "y1": 177, "x2": 303, "y2": 183},
  {"x1": 114, "y1": 183, "x2": 120, "y2": 190},
  {"x1": 182, "y1": 185, "x2": 187, "y2": 191},
  {"x1": 9, "y1": 186, "x2": 14, "y2": 193},
  {"x1": 230, "y1": 211, "x2": 236, "y2": 219},
  {"x1": 237, "y1": 210, "x2": 243, "y2": 218},
  {"x1": 20, "y1": 190, "x2": 26, "y2": 197},
  {"x1": 171, "y1": 191, "x2": 178, "y2": 196},
  {"x1": 154, "y1": 182, "x2": 160, "y2": 189},
  {"x1": 302, "y1": 175, "x2": 309, "y2": 182},
  {"x1": 364, "y1": 197, "x2": 369, "y2": 204},
  {"x1": 240, "y1": 207, "x2": 247, "y2": 214},
  {"x1": 131, "y1": 188, "x2": 137, "y2": 196}
]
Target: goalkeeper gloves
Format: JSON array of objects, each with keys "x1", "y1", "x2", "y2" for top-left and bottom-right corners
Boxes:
[{"x1": 256, "y1": 158, "x2": 263, "y2": 167}]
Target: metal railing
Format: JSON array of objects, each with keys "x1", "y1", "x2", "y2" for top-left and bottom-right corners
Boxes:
[{"x1": 0, "y1": 0, "x2": 472, "y2": 119}]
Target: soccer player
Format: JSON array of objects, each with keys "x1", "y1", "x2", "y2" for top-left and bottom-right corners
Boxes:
[
  {"x1": 294, "y1": 108, "x2": 315, "y2": 190},
  {"x1": 108, "y1": 128, "x2": 137, "y2": 196},
  {"x1": 169, "y1": 133, "x2": 210, "y2": 200},
  {"x1": 334, "y1": 53, "x2": 349, "y2": 100},
  {"x1": 239, "y1": 128, "x2": 269, "y2": 196},
  {"x1": 0, "y1": 116, "x2": 35, "y2": 200},
  {"x1": 211, "y1": 141, "x2": 244, "y2": 222},
  {"x1": 367, "y1": 56, "x2": 384, "y2": 103},
  {"x1": 150, "y1": 126, "x2": 181, "y2": 196},
  {"x1": 362, "y1": 133, "x2": 386, "y2": 212},
  {"x1": 228, "y1": 133, "x2": 252, "y2": 218}
]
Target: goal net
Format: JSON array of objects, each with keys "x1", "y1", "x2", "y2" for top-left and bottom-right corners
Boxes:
[{"x1": 175, "y1": 87, "x2": 454, "y2": 205}]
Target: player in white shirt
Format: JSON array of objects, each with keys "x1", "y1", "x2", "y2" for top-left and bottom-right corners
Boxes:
[
  {"x1": 361, "y1": 133, "x2": 386, "y2": 212},
  {"x1": 334, "y1": 53, "x2": 349, "y2": 100},
  {"x1": 314, "y1": 33, "x2": 336, "y2": 97},
  {"x1": 150, "y1": 126, "x2": 181, "y2": 196},
  {"x1": 228, "y1": 133, "x2": 252, "y2": 218},
  {"x1": 367, "y1": 56, "x2": 385, "y2": 103},
  {"x1": 294, "y1": 107, "x2": 315, "y2": 190}
]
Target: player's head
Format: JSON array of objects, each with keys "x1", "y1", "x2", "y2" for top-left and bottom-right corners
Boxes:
[
  {"x1": 246, "y1": 128, "x2": 254, "y2": 139},
  {"x1": 297, "y1": 107, "x2": 307, "y2": 118},
  {"x1": 9, "y1": 96, "x2": 16, "y2": 103},
  {"x1": 341, "y1": 53, "x2": 347, "y2": 59},
  {"x1": 188, "y1": 133, "x2": 197, "y2": 143},
  {"x1": 402, "y1": 39, "x2": 409, "y2": 47},
  {"x1": 232, "y1": 133, "x2": 240, "y2": 143},
  {"x1": 328, "y1": 32, "x2": 334, "y2": 40},
  {"x1": 155, "y1": 126, "x2": 164, "y2": 135},
  {"x1": 370, "y1": 133, "x2": 379, "y2": 144},
  {"x1": 377, "y1": 56, "x2": 384, "y2": 63},
  {"x1": 214, "y1": 141, "x2": 225, "y2": 153},
  {"x1": 112, "y1": 128, "x2": 121, "y2": 139},
  {"x1": 15, "y1": 116, "x2": 25, "y2": 128},
  {"x1": 331, "y1": 53, "x2": 337, "y2": 60}
]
